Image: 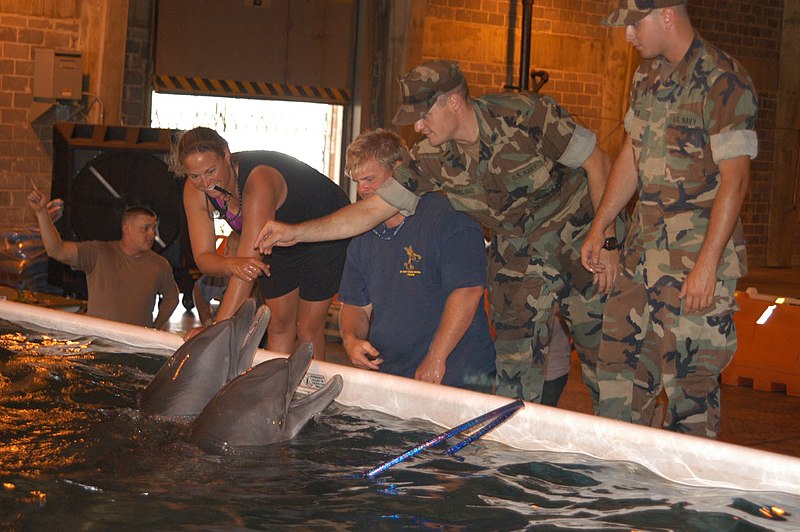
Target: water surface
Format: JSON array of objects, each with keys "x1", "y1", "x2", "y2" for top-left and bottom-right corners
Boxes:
[{"x1": 1, "y1": 322, "x2": 797, "y2": 530}]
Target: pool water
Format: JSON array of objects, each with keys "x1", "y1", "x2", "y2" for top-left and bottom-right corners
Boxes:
[{"x1": 1, "y1": 322, "x2": 798, "y2": 530}]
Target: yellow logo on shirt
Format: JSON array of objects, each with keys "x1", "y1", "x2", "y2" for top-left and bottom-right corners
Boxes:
[{"x1": 401, "y1": 245, "x2": 422, "y2": 277}]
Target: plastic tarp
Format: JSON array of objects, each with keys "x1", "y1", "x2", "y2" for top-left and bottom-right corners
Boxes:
[{"x1": 1, "y1": 299, "x2": 798, "y2": 495}]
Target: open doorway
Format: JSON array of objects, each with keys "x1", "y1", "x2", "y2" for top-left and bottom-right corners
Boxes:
[
  {"x1": 150, "y1": 92, "x2": 344, "y2": 182},
  {"x1": 150, "y1": 92, "x2": 346, "y2": 315}
]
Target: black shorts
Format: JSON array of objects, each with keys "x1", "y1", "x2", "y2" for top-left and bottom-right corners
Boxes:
[{"x1": 258, "y1": 239, "x2": 349, "y2": 301}]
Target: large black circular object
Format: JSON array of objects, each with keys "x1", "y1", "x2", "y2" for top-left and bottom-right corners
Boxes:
[{"x1": 70, "y1": 152, "x2": 181, "y2": 253}]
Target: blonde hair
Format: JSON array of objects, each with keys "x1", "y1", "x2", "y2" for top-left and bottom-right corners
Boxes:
[{"x1": 345, "y1": 129, "x2": 408, "y2": 178}]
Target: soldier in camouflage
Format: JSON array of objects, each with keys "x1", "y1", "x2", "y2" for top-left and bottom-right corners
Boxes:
[
  {"x1": 257, "y1": 60, "x2": 622, "y2": 408},
  {"x1": 581, "y1": 0, "x2": 758, "y2": 438}
]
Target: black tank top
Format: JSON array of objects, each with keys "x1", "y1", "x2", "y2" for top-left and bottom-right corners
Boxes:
[{"x1": 235, "y1": 151, "x2": 350, "y2": 224}]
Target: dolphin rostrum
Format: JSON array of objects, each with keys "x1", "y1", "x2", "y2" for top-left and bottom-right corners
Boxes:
[
  {"x1": 139, "y1": 299, "x2": 270, "y2": 417},
  {"x1": 189, "y1": 342, "x2": 344, "y2": 453}
]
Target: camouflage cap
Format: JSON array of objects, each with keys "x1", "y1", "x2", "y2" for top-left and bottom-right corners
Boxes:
[
  {"x1": 392, "y1": 60, "x2": 465, "y2": 126},
  {"x1": 601, "y1": 0, "x2": 687, "y2": 27}
]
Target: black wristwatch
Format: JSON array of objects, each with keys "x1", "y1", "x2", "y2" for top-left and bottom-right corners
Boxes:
[{"x1": 602, "y1": 237, "x2": 621, "y2": 251}]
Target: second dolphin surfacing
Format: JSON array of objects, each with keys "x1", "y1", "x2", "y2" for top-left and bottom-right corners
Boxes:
[
  {"x1": 139, "y1": 299, "x2": 343, "y2": 453},
  {"x1": 190, "y1": 342, "x2": 343, "y2": 453}
]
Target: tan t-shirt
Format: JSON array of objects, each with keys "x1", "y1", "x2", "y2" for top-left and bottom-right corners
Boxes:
[{"x1": 75, "y1": 240, "x2": 178, "y2": 327}]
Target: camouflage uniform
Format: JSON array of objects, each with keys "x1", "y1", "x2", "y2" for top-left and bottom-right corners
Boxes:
[
  {"x1": 597, "y1": 34, "x2": 758, "y2": 438},
  {"x1": 381, "y1": 65, "x2": 614, "y2": 405}
]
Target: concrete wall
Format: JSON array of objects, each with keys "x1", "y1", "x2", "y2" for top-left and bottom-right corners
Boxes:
[{"x1": 0, "y1": 0, "x2": 796, "y2": 267}]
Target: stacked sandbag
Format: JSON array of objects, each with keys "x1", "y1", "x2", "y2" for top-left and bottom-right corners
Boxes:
[{"x1": 0, "y1": 225, "x2": 50, "y2": 293}]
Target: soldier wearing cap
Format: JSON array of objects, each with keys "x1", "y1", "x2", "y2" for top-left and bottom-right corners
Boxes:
[
  {"x1": 257, "y1": 60, "x2": 621, "y2": 409},
  {"x1": 581, "y1": 0, "x2": 758, "y2": 438}
]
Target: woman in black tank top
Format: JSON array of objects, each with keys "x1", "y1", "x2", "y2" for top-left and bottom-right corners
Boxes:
[{"x1": 172, "y1": 127, "x2": 350, "y2": 359}]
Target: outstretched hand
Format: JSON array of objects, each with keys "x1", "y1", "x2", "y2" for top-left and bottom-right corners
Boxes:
[{"x1": 255, "y1": 220, "x2": 301, "y2": 255}]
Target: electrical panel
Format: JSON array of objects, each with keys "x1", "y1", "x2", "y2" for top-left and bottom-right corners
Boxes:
[{"x1": 33, "y1": 48, "x2": 83, "y2": 101}]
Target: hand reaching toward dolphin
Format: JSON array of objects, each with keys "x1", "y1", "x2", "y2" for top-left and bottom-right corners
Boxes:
[{"x1": 256, "y1": 220, "x2": 302, "y2": 255}]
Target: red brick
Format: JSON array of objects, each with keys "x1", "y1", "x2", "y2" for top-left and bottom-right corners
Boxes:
[
  {"x1": 2, "y1": 74, "x2": 28, "y2": 92},
  {"x1": 18, "y1": 28, "x2": 44, "y2": 45},
  {"x1": 27, "y1": 18, "x2": 54, "y2": 30},
  {"x1": 2, "y1": 42, "x2": 29, "y2": 60},
  {"x1": 43, "y1": 32, "x2": 72, "y2": 48},
  {"x1": 2, "y1": 108, "x2": 27, "y2": 123},
  {"x1": 12, "y1": 92, "x2": 31, "y2": 109},
  {"x1": 0, "y1": 15, "x2": 27, "y2": 28},
  {"x1": 0, "y1": 26, "x2": 18, "y2": 40},
  {"x1": 14, "y1": 58, "x2": 32, "y2": 76}
]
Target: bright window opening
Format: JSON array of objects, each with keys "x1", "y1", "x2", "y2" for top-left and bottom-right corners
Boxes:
[
  {"x1": 150, "y1": 91, "x2": 345, "y2": 236},
  {"x1": 151, "y1": 92, "x2": 343, "y2": 177}
]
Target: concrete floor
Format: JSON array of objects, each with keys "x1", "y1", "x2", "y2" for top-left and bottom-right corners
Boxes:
[{"x1": 171, "y1": 266, "x2": 800, "y2": 459}]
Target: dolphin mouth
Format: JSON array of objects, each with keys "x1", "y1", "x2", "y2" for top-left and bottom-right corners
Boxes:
[
  {"x1": 188, "y1": 342, "x2": 343, "y2": 453},
  {"x1": 140, "y1": 302, "x2": 342, "y2": 454}
]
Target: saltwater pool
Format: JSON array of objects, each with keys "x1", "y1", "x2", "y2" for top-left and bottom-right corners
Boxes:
[{"x1": 1, "y1": 320, "x2": 798, "y2": 529}]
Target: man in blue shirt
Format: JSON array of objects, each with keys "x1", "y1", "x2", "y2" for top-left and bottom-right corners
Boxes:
[{"x1": 338, "y1": 129, "x2": 496, "y2": 392}]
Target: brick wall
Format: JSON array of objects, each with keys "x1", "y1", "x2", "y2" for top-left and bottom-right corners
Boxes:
[
  {"x1": 420, "y1": 0, "x2": 618, "y2": 150},
  {"x1": 121, "y1": 0, "x2": 152, "y2": 127},
  {"x1": 0, "y1": 8, "x2": 80, "y2": 226},
  {"x1": 0, "y1": 0, "x2": 794, "y2": 266},
  {"x1": 691, "y1": 0, "x2": 785, "y2": 267},
  {"x1": 417, "y1": 0, "x2": 790, "y2": 268}
]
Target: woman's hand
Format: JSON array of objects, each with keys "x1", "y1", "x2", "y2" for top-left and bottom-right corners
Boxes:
[{"x1": 229, "y1": 257, "x2": 270, "y2": 282}]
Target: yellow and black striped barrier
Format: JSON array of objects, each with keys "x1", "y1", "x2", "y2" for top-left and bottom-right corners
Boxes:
[{"x1": 153, "y1": 74, "x2": 351, "y2": 105}]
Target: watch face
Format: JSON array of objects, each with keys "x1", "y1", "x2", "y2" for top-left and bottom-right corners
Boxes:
[{"x1": 603, "y1": 237, "x2": 618, "y2": 250}]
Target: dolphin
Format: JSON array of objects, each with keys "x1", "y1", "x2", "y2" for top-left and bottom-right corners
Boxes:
[
  {"x1": 139, "y1": 298, "x2": 270, "y2": 417},
  {"x1": 189, "y1": 342, "x2": 344, "y2": 453}
]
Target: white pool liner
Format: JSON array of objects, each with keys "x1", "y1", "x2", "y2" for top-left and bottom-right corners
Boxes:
[{"x1": 2, "y1": 299, "x2": 798, "y2": 495}]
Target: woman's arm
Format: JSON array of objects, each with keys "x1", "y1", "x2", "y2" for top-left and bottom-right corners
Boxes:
[
  {"x1": 183, "y1": 180, "x2": 232, "y2": 277},
  {"x1": 214, "y1": 165, "x2": 284, "y2": 322}
]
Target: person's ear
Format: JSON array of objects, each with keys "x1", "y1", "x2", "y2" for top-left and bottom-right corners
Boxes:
[
  {"x1": 661, "y1": 6, "x2": 675, "y2": 27},
  {"x1": 448, "y1": 93, "x2": 461, "y2": 111}
]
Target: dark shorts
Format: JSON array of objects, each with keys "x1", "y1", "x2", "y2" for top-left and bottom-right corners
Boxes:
[{"x1": 258, "y1": 239, "x2": 349, "y2": 301}]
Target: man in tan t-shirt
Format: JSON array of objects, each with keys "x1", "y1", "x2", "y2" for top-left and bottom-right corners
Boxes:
[{"x1": 28, "y1": 182, "x2": 178, "y2": 329}]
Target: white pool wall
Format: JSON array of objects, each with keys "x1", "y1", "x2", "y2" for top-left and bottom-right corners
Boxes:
[{"x1": 2, "y1": 299, "x2": 798, "y2": 495}]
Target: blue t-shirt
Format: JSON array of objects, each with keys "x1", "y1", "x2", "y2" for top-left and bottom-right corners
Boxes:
[{"x1": 338, "y1": 193, "x2": 496, "y2": 390}]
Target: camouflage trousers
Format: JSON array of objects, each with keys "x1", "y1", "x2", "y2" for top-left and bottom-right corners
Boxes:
[
  {"x1": 597, "y1": 267, "x2": 738, "y2": 438},
  {"x1": 488, "y1": 249, "x2": 605, "y2": 408}
]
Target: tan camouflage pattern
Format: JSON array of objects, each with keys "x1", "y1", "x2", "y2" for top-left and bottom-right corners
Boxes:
[
  {"x1": 601, "y1": 0, "x2": 687, "y2": 27},
  {"x1": 393, "y1": 60, "x2": 465, "y2": 126},
  {"x1": 598, "y1": 33, "x2": 757, "y2": 437},
  {"x1": 623, "y1": 33, "x2": 757, "y2": 288},
  {"x1": 395, "y1": 92, "x2": 598, "y2": 294},
  {"x1": 487, "y1": 233, "x2": 606, "y2": 406},
  {"x1": 598, "y1": 265, "x2": 738, "y2": 438},
  {"x1": 393, "y1": 91, "x2": 614, "y2": 404}
]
